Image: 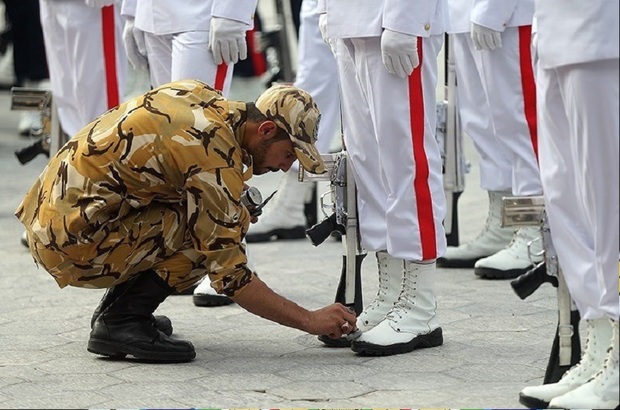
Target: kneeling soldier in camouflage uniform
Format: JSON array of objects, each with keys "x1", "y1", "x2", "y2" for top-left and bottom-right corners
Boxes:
[{"x1": 16, "y1": 79, "x2": 358, "y2": 362}]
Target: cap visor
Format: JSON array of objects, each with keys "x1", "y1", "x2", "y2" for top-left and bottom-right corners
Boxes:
[{"x1": 294, "y1": 144, "x2": 327, "y2": 174}]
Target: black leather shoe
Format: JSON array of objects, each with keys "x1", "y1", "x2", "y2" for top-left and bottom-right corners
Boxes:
[
  {"x1": 91, "y1": 280, "x2": 173, "y2": 336},
  {"x1": 87, "y1": 271, "x2": 195, "y2": 362},
  {"x1": 88, "y1": 320, "x2": 195, "y2": 362}
]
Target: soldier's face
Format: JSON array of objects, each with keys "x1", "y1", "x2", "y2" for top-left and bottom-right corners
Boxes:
[{"x1": 252, "y1": 138, "x2": 297, "y2": 175}]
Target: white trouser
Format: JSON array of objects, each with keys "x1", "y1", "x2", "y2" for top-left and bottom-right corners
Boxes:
[
  {"x1": 143, "y1": 30, "x2": 234, "y2": 96},
  {"x1": 537, "y1": 58, "x2": 620, "y2": 320},
  {"x1": 40, "y1": 0, "x2": 126, "y2": 137},
  {"x1": 452, "y1": 28, "x2": 542, "y2": 196},
  {"x1": 143, "y1": 32, "x2": 173, "y2": 87},
  {"x1": 172, "y1": 30, "x2": 234, "y2": 96},
  {"x1": 290, "y1": 0, "x2": 341, "y2": 172},
  {"x1": 335, "y1": 36, "x2": 446, "y2": 261}
]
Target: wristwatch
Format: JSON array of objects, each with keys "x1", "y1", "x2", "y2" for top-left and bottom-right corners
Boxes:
[{"x1": 241, "y1": 186, "x2": 262, "y2": 209}]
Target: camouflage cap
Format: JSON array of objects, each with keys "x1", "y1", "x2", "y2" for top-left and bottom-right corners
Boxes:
[{"x1": 255, "y1": 84, "x2": 327, "y2": 174}]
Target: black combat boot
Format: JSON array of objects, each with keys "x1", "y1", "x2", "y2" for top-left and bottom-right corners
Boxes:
[
  {"x1": 90, "y1": 277, "x2": 173, "y2": 336},
  {"x1": 88, "y1": 270, "x2": 196, "y2": 362}
]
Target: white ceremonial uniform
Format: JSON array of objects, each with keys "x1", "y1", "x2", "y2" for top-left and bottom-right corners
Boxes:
[
  {"x1": 447, "y1": 0, "x2": 540, "y2": 196},
  {"x1": 535, "y1": 0, "x2": 619, "y2": 320},
  {"x1": 321, "y1": 0, "x2": 448, "y2": 261},
  {"x1": 124, "y1": 0, "x2": 256, "y2": 93},
  {"x1": 40, "y1": 0, "x2": 126, "y2": 137},
  {"x1": 291, "y1": 0, "x2": 340, "y2": 172}
]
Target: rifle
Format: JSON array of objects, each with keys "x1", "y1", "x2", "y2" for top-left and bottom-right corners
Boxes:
[
  {"x1": 261, "y1": 0, "x2": 298, "y2": 85},
  {"x1": 437, "y1": 34, "x2": 467, "y2": 246},
  {"x1": 502, "y1": 196, "x2": 581, "y2": 384},
  {"x1": 11, "y1": 87, "x2": 66, "y2": 161},
  {"x1": 299, "y1": 152, "x2": 366, "y2": 347}
]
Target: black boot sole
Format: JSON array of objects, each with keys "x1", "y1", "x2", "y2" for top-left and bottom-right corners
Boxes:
[
  {"x1": 193, "y1": 293, "x2": 235, "y2": 307},
  {"x1": 245, "y1": 226, "x2": 306, "y2": 243},
  {"x1": 475, "y1": 266, "x2": 532, "y2": 280},
  {"x1": 87, "y1": 338, "x2": 196, "y2": 363},
  {"x1": 518, "y1": 392, "x2": 550, "y2": 409},
  {"x1": 436, "y1": 257, "x2": 479, "y2": 268},
  {"x1": 351, "y1": 327, "x2": 443, "y2": 356}
]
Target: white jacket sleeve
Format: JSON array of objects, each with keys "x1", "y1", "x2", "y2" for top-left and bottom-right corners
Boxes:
[
  {"x1": 120, "y1": 0, "x2": 136, "y2": 17},
  {"x1": 383, "y1": 0, "x2": 445, "y2": 37},
  {"x1": 211, "y1": 0, "x2": 258, "y2": 27},
  {"x1": 471, "y1": 0, "x2": 533, "y2": 31}
]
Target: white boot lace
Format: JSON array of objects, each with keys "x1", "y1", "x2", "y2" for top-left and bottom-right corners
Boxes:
[
  {"x1": 561, "y1": 319, "x2": 609, "y2": 384},
  {"x1": 590, "y1": 319, "x2": 619, "y2": 393}
]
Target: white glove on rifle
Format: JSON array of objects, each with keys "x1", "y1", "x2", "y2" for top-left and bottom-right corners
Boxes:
[
  {"x1": 85, "y1": 0, "x2": 115, "y2": 8},
  {"x1": 471, "y1": 22, "x2": 502, "y2": 50},
  {"x1": 318, "y1": 13, "x2": 336, "y2": 56},
  {"x1": 209, "y1": 17, "x2": 249, "y2": 65},
  {"x1": 381, "y1": 29, "x2": 419, "y2": 78},
  {"x1": 122, "y1": 17, "x2": 148, "y2": 71}
]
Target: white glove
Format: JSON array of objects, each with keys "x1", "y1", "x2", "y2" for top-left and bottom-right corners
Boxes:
[
  {"x1": 85, "y1": 0, "x2": 115, "y2": 8},
  {"x1": 380, "y1": 29, "x2": 419, "y2": 78},
  {"x1": 471, "y1": 22, "x2": 502, "y2": 50},
  {"x1": 122, "y1": 17, "x2": 148, "y2": 71},
  {"x1": 318, "y1": 13, "x2": 336, "y2": 56},
  {"x1": 209, "y1": 17, "x2": 249, "y2": 65}
]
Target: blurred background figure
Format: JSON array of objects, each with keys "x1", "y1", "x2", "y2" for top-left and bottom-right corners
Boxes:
[
  {"x1": 246, "y1": 0, "x2": 341, "y2": 243},
  {"x1": 2, "y1": 0, "x2": 50, "y2": 136},
  {"x1": 0, "y1": 3, "x2": 16, "y2": 88},
  {"x1": 439, "y1": 0, "x2": 542, "y2": 280}
]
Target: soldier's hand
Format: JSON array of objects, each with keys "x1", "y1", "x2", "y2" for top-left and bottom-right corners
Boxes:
[
  {"x1": 471, "y1": 22, "x2": 502, "y2": 51},
  {"x1": 381, "y1": 29, "x2": 419, "y2": 78},
  {"x1": 209, "y1": 17, "x2": 249, "y2": 65},
  {"x1": 306, "y1": 303, "x2": 357, "y2": 339}
]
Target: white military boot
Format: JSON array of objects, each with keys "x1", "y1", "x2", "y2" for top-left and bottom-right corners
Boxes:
[
  {"x1": 246, "y1": 170, "x2": 314, "y2": 243},
  {"x1": 437, "y1": 190, "x2": 514, "y2": 268},
  {"x1": 549, "y1": 318, "x2": 619, "y2": 409},
  {"x1": 356, "y1": 251, "x2": 404, "y2": 332},
  {"x1": 193, "y1": 239, "x2": 255, "y2": 306},
  {"x1": 192, "y1": 277, "x2": 234, "y2": 306},
  {"x1": 17, "y1": 111, "x2": 42, "y2": 137},
  {"x1": 519, "y1": 317, "x2": 613, "y2": 409},
  {"x1": 351, "y1": 261, "x2": 443, "y2": 356},
  {"x1": 17, "y1": 79, "x2": 50, "y2": 136},
  {"x1": 474, "y1": 226, "x2": 543, "y2": 279}
]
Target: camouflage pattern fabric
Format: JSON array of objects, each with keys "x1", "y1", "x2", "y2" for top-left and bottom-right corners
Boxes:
[
  {"x1": 16, "y1": 79, "x2": 255, "y2": 296},
  {"x1": 256, "y1": 83, "x2": 326, "y2": 174}
]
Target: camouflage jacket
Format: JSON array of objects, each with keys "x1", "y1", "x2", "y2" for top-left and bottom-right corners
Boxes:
[{"x1": 16, "y1": 79, "x2": 256, "y2": 295}]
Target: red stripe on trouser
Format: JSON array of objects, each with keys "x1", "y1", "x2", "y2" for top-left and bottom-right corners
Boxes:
[
  {"x1": 101, "y1": 5, "x2": 119, "y2": 108},
  {"x1": 518, "y1": 25, "x2": 538, "y2": 161},
  {"x1": 246, "y1": 28, "x2": 266, "y2": 76},
  {"x1": 408, "y1": 37, "x2": 437, "y2": 260},
  {"x1": 214, "y1": 63, "x2": 228, "y2": 92}
]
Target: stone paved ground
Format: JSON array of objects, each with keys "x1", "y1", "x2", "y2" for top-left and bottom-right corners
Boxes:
[{"x1": 0, "y1": 77, "x2": 562, "y2": 409}]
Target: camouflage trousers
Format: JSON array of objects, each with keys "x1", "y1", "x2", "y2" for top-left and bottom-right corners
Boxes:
[{"x1": 28, "y1": 204, "x2": 208, "y2": 293}]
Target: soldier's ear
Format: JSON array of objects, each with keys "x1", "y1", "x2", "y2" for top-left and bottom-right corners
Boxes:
[{"x1": 258, "y1": 120, "x2": 278, "y2": 139}]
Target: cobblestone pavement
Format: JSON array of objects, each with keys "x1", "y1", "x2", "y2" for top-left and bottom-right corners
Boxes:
[{"x1": 0, "y1": 80, "x2": 561, "y2": 409}]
